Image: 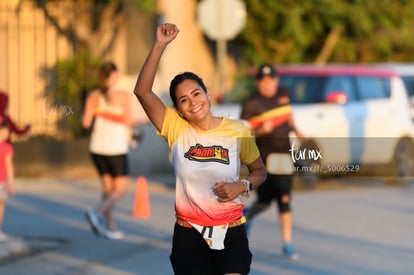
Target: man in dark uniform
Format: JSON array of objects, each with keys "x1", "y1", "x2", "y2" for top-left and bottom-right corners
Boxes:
[{"x1": 241, "y1": 63, "x2": 303, "y2": 260}]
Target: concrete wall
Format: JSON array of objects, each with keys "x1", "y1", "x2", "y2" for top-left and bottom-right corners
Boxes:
[{"x1": 13, "y1": 124, "x2": 173, "y2": 179}]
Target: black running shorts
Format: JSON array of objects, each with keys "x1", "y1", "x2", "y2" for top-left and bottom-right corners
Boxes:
[
  {"x1": 170, "y1": 223, "x2": 252, "y2": 275},
  {"x1": 90, "y1": 153, "x2": 128, "y2": 177},
  {"x1": 257, "y1": 174, "x2": 293, "y2": 204}
]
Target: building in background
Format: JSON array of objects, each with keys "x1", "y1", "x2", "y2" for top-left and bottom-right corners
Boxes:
[{"x1": 0, "y1": 0, "x2": 234, "y2": 140}]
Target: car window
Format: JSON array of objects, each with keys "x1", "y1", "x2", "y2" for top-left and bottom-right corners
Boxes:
[
  {"x1": 401, "y1": 76, "x2": 414, "y2": 97},
  {"x1": 280, "y1": 76, "x2": 327, "y2": 104},
  {"x1": 324, "y1": 76, "x2": 357, "y2": 102},
  {"x1": 355, "y1": 77, "x2": 390, "y2": 100}
]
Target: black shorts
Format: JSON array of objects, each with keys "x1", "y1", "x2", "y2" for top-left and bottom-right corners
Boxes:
[
  {"x1": 170, "y1": 223, "x2": 252, "y2": 275},
  {"x1": 257, "y1": 174, "x2": 293, "y2": 204},
  {"x1": 90, "y1": 153, "x2": 128, "y2": 177}
]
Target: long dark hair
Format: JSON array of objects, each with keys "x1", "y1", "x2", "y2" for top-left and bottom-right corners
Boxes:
[
  {"x1": 98, "y1": 61, "x2": 117, "y2": 96},
  {"x1": 169, "y1": 72, "x2": 207, "y2": 107}
]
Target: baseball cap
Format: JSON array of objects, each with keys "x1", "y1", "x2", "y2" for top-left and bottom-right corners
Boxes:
[{"x1": 256, "y1": 63, "x2": 277, "y2": 80}]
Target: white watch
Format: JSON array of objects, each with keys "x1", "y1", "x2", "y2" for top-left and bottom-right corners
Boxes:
[{"x1": 240, "y1": 178, "x2": 253, "y2": 197}]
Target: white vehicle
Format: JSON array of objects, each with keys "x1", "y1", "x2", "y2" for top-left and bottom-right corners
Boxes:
[
  {"x1": 373, "y1": 63, "x2": 414, "y2": 120},
  {"x1": 212, "y1": 65, "x2": 414, "y2": 185}
]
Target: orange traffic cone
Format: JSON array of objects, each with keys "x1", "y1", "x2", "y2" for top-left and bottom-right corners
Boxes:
[{"x1": 132, "y1": 176, "x2": 151, "y2": 218}]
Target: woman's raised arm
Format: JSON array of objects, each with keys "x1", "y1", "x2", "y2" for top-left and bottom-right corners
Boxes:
[{"x1": 133, "y1": 23, "x2": 179, "y2": 131}]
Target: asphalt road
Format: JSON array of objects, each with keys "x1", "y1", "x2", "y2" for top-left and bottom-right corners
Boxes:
[{"x1": 0, "y1": 176, "x2": 413, "y2": 275}]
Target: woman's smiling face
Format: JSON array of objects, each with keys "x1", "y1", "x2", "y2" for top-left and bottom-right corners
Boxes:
[{"x1": 175, "y1": 79, "x2": 210, "y2": 123}]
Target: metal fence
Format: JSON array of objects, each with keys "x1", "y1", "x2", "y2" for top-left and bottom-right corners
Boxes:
[
  {"x1": 0, "y1": 1, "x2": 75, "y2": 139},
  {"x1": 0, "y1": 1, "x2": 136, "y2": 140}
]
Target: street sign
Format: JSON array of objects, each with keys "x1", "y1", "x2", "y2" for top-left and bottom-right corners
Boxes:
[{"x1": 197, "y1": 0, "x2": 247, "y2": 40}]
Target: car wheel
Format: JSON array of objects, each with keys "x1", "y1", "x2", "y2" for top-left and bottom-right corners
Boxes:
[{"x1": 388, "y1": 138, "x2": 414, "y2": 184}]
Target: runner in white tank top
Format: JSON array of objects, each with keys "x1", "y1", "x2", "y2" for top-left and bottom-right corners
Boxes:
[
  {"x1": 89, "y1": 88, "x2": 129, "y2": 155},
  {"x1": 82, "y1": 61, "x2": 137, "y2": 240}
]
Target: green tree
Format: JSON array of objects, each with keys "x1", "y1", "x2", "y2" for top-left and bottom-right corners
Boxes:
[
  {"x1": 234, "y1": 0, "x2": 414, "y2": 67},
  {"x1": 17, "y1": 0, "x2": 156, "y2": 137},
  {"x1": 40, "y1": 52, "x2": 102, "y2": 137},
  {"x1": 18, "y1": 0, "x2": 156, "y2": 55}
]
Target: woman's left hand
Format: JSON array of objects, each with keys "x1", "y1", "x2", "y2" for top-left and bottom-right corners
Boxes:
[{"x1": 213, "y1": 181, "x2": 244, "y2": 202}]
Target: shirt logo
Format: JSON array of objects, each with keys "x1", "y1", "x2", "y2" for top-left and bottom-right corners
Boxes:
[{"x1": 184, "y1": 144, "x2": 229, "y2": 164}]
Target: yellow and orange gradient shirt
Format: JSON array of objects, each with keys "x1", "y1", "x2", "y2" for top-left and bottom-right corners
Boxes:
[{"x1": 158, "y1": 108, "x2": 260, "y2": 226}]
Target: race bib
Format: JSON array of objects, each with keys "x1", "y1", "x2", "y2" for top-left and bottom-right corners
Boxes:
[
  {"x1": 266, "y1": 153, "x2": 294, "y2": 175},
  {"x1": 189, "y1": 222, "x2": 229, "y2": 250}
]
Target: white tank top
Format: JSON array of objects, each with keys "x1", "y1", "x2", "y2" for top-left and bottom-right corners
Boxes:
[{"x1": 89, "y1": 92, "x2": 129, "y2": 155}]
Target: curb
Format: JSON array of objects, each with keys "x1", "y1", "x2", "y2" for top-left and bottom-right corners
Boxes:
[{"x1": 0, "y1": 237, "x2": 30, "y2": 262}]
